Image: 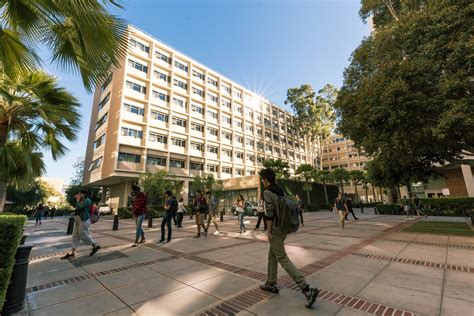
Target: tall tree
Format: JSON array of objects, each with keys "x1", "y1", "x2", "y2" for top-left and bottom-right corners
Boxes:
[
  {"x1": 349, "y1": 170, "x2": 365, "y2": 203},
  {"x1": 335, "y1": 0, "x2": 474, "y2": 187},
  {"x1": 0, "y1": 0, "x2": 128, "y2": 90},
  {"x1": 331, "y1": 168, "x2": 350, "y2": 195},
  {"x1": 190, "y1": 174, "x2": 224, "y2": 197},
  {"x1": 0, "y1": 71, "x2": 80, "y2": 211},
  {"x1": 65, "y1": 157, "x2": 101, "y2": 207},
  {"x1": 139, "y1": 170, "x2": 183, "y2": 206},
  {"x1": 313, "y1": 169, "x2": 333, "y2": 205},
  {"x1": 262, "y1": 159, "x2": 290, "y2": 179},
  {"x1": 285, "y1": 84, "x2": 337, "y2": 169},
  {"x1": 295, "y1": 164, "x2": 315, "y2": 205}
]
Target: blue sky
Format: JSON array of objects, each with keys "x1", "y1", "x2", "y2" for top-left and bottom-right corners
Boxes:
[{"x1": 41, "y1": 0, "x2": 369, "y2": 184}]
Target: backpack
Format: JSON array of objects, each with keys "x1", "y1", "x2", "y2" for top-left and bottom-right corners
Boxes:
[
  {"x1": 90, "y1": 205, "x2": 99, "y2": 224},
  {"x1": 276, "y1": 196, "x2": 300, "y2": 234}
]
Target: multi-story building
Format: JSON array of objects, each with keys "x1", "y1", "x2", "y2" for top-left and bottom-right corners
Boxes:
[{"x1": 83, "y1": 25, "x2": 317, "y2": 208}]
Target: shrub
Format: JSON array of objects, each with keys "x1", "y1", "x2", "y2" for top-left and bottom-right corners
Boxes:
[
  {"x1": 376, "y1": 204, "x2": 403, "y2": 215},
  {"x1": 118, "y1": 207, "x2": 132, "y2": 219},
  {"x1": 418, "y1": 198, "x2": 474, "y2": 217},
  {"x1": 0, "y1": 215, "x2": 27, "y2": 310}
]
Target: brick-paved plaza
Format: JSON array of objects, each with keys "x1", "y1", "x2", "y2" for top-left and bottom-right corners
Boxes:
[{"x1": 22, "y1": 211, "x2": 474, "y2": 316}]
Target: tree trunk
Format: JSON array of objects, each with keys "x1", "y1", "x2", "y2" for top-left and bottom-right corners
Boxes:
[
  {"x1": 323, "y1": 183, "x2": 329, "y2": 205},
  {"x1": 353, "y1": 181, "x2": 360, "y2": 203},
  {"x1": 379, "y1": 187, "x2": 383, "y2": 203},
  {"x1": 372, "y1": 185, "x2": 377, "y2": 202},
  {"x1": 365, "y1": 187, "x2": 369, "y2": 203},
  {"x1": 339, "y1": 180, "x2": 344, "y2": 194},
  {"x1": 306, "y1": 186, "x2": 311, "y2": 208},
  {"x1": 0, "y1": 181, "x2": 7, "y2": 212}
]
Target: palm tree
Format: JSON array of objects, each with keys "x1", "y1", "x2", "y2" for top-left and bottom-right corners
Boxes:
[
  {"x1": 0, "y1": 0, "x2": 127, "y2": 90},
  {"x1": 0, "y1": 71, "x2": 80, "y2": 211},
  {"x1": 349, "y1": 170, "x2": 365, "y2": 203},
  {"x1": 331, "y1": 168, "x2": 350, "y2": 195},
  {"x1": 262, "y1": 158, "x2": 290, "y2": 179},
  {"x1": 361, "y1": 172, "x2": 370, "y2": 203},
  {"x1": 313, "y1": 169, "x2": 332, "y2": 205},
  {"x1": 295, "y1": 164, "x2": 314, "y2": 205}
]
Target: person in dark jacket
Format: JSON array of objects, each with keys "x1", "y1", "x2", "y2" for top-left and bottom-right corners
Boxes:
[
  {"x1": 259, "y1": 168, "x2": 319, "y2": 309},
  {"x1": 131, "y1": 184, "x2": 147, "y2": 247},
  {"x1": 295, "y1": 194, "x2": 304, "y2": 226},
  {"x1": 193, "y1": 190, "x2": 208, "y2": 238},
  {"x1": 159, "y1": 191, "x2": 177, "y2": 242},
  {"x1": 61, "y1": 189, "x2": 101, "y2": 259},
  {"x1": 344, "y1": 196, "x2": 359, "y2": 220}
]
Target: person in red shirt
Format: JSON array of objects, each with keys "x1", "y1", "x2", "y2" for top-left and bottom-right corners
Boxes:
[{"x1": 131, "y1": 184, "x2": 147, "y2": 247}]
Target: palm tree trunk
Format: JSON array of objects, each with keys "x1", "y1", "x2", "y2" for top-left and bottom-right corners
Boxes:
[
  {"x1": 378, "y1": 187, "x2": 383, "y2": 203},
  {"x1": 323, "y1": 182, "x2": 329, "y2": 205},
  {"x1": 0, "y1": 182, "x2": 6, "y2": 212},
  {"x1": 339, "y1": 180, "x2": 344, "y2": 194},
  {"x1": 364, "y1": 187, "x2": 369, "y2": 203},
  {"x1": 372, "y1": 185, "x2": 377, "y2": 202}
]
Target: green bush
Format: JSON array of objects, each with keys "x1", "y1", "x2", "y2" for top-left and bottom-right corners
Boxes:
[
  {"x1": 0, "y1": 215, "x2": 27, "y2": 310},
  {"x1": 376, "y1": 204, "x2": 403, "y2": 215},
  {"x1": 418, "y1": 198, "x2": 474, "y2": 216},
  {"x1": 118, "y1": 207, "x2": 133, "y2": 219}
]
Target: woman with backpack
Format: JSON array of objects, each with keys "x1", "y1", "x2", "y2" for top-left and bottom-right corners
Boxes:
[
  {"x1": 235, "y1": 195, "x2": 247, "y2": 233},
  {"x1": 34, "y1": 204, "x2": 44, "y2": 226}
]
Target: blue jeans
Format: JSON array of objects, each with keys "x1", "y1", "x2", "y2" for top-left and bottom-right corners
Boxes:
[
  {"x1": 161, "y1": 212, "x2": 172, "y2": 241},
  {"x1": 135, "y1": 213, "x2": 145, "y2": 242},
  {"x1": 35, "y1": 213, "x2": 42, "y2": 224},
  {"x1": 238, "y1": 212, "x2": 246, "y2": 231}
]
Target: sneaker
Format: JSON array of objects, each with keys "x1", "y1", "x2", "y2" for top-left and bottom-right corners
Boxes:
[
  {"x1": 131, "y1": 243, "x2": 138, "y2": 247},
  {"x1": 204, "y1": 229, "x2": 208, "y2": 237},
  {"x1": 303, "y1": 286, "x2": 319, "y2": 308},
  {"x1": 166, "y1": 239, "x2": 171, "y2": 243},
  {"x1": 193, "y1": 234, "x2": 201, "y2": 238},
  {"x1": 214, "y1": 231, "x2": 220, "y2": 235},
  {"x1": 158, "y1": 239, "x2": 165, "y2": 243},
  {"x1": 254, "y1": 227, "x2": 259, "y2": 230},
  {"x1": 90, "y1": 245, "x2": 101, "y2": 256},
  {"x1": 139, "y1": 238, "x2": 146, "y2": 244},
  {"x1": 260, "y1": 283, "x2": 279, "y2": 294},
  {"x1": 60, "y1": 253, "x2": 75, "y2": 260}
]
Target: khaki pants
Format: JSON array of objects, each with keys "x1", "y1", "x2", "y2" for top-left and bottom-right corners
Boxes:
[
  {"x1": 72, "y1": 216, "x2": 96, "y2": 249},
  {"x1": 267, "y1": 228, "x2": 307, "y2": 290},
  {"x1": 195, "y1": 212, "x2": 205, "y2": 234},
  {"x1": 206, "y1": 212, "x2": 219, "y2": 231},
  {"x1": 338, "y1": 211, "x2": 346, "y2": 228}
]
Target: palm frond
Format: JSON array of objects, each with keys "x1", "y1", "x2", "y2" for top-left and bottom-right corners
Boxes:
[{"x1": 0, "y1": 28, "x2": 40, "y2": 79}]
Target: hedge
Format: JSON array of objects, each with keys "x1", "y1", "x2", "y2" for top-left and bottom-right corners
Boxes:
[
  {"x1": 0, "y1": 214, "x2": 27, "y2": 310},
  {"x1": 376, "y1": 198, "x2": 474, "y2": 216}
]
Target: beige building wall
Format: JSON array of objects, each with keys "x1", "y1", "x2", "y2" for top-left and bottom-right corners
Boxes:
[{"x1": 83, "y1": 25, "x2": 318, "y2": 207}]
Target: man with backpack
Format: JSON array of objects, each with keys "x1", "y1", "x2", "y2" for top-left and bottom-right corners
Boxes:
[
  {"x1": 159, "y1": 191, "x2": 177, "y2": 242},
  {"x1": 334, "y1": 193, "x2": 349, "y2": 228},
  {"x1": 193, "y1": 190, "x2": 208, "y2": 238},
  {"x1": 205, "y1": 191, "x2": 220, "y2": 235},
  {"x1": 260, "y1": 168, "x2": 319, "y2": 308},
  {"x1": 131, "y1": 184, "x2": 147, "y2": 246}
]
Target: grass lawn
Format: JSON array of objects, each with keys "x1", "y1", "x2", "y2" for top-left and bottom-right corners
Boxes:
[{"x1": 403, "y1": 221, "x2": 474, "y2": 236}]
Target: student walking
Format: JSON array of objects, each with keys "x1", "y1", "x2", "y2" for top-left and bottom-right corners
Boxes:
[
  {"x1": 205, "y1": 191, "x2": 220, "y2": 235},
  {"x1": 159, "y1": 191, "x2": 177, "y2": 242},
  {"x1": 177, "y1": 198, "x2": 186, "y2": 228},
  {"x1": 193, "y1": 190, "x2": 208, "y2": 238},
  {"x1": 334, "y1": 193, "x2": 348, "y2": 229},
  {"x1": 131, "y1": 184, "x2": 147, "y2": 247},
  {"x1": 344, "y1": 196, "x2": 359, "y2": 220},
  {"x1": 235, "y1": 195, "x2": 246, "y2": 233},
  {"x1": 34, "y1": 204, "x2": 44, "y2": 226},
  {"x1": 259, "y1": 169, "x2": 319, "y2": 308},
  {"x1": 254, "y1": 195, "x2": 267, "y2": 230},
  {"x1": 295, "y1": 194, "x2": 304, "y2": 226},
  {"x1": 61, "y1": 189, "x2": 101, "y2": 259},
  {"x1": 413, "y1": 196, "x2": 427, "y2": 218},
  {"x1": 402, "y1": 197, "x2": 412, "y2": 218}
]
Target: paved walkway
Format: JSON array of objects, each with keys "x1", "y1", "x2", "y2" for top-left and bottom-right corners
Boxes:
[{"x1": 20, "y1": 211, "x2": 474, "y2": 316}]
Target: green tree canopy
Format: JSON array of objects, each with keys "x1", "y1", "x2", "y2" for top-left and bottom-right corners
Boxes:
[
  {"x1": 331, "y1": 168, "x2": 350, "y2": 194},
  {"x1": 190, "y1": 174, "x2": 223, "y2": 197},
  {"x1": 335, "y1": 0, "x2": 474, "y2": 187},
  {"x1": 262, "y1": 159, "x2": 291, "y2": 179},
  {"x1": 285, "y1": 84, "x2": 337, "y2": 169},
  {"x1": 0, "y1": 0, "x2": 128, "y2": 90},
  {"x1": 139, "y1": 170, "x2": 183, "y2": 205},
  {"x1": 65, "y1": 157, "x2": 101, "y2": 207}
]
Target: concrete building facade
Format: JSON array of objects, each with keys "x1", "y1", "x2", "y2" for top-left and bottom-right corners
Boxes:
[{"x1": 82, "y1": 26, "x2": 317, "y2": 209}]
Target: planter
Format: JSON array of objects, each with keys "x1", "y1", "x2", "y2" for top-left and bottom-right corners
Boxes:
[
  {"x1": 20, "y1": 234, "x2": 28, "y2": 245},
  {"x1": 1, "y1": 245, "x2": 33, "y2": 315}
]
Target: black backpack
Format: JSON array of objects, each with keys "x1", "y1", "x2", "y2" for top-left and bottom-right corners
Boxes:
[{"x1": 273, "y1": 194, "x2": 300, "y2": 234}]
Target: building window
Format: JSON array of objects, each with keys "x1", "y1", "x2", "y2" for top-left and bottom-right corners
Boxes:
[
  {"x1": 128, "y1": 59, "x2": 148, "y2": 73},
  {"x1": 126, "y1": 81, "x2": 146, "y2": 94},
  {"x1": 235, "y1": 152, "x2": 244, "y2": 159},
  {"x1": 173, "y1": 98, "x2": 186, "y2": 109},
  {"x1": 208, "y1": 94, "x2": 218, "y2": 103},
  {"x1": 247, "y1": 154, "x2": 254, "y2": 162},
  {"x1": 93, "y1": 134, "x2": 105, "y2": 150},
  {"x1": 222, "y1": 132, "x2": 231, "y2": 140},
  {"x1": 257, "y1": 142, "x2": 264, "y2": 151},
  {"x1": 95, "y1": 113, "x2": 108, "y2": 130},
  {"x1": 155, "y1": 50, "x2": 171, "y2": 63},
  {"x1": 150, "y1": 111, "x2": 168, "y2": 122},
  {"x1": 123, "y1": 103, "x2": 144, "y2": 115},
  {"x1": 222, "y1": 85, "x2": 231, "y2": 94},
  {"x1": 247, "y1": 170, "x2": 256, "y2": 176},
  {"x1": 257, "y1": 129, "x2": 263, "y2": 136},
  {"x1": 171, "y1": 138, "x2": 186, "y2": 147},
  {"x1": 170, "y1": 159, "x2": 185, "y2": 168},
  {"x1": 154, "y1": 70, "x2": 170, "y2": 83},
  {"x1": 88, "y1": 157, "x2": 102, "y2": 171},
  {"x1": 222, "y1": 100, "x2": 231, "y2": 110},
  {"x1": 207, "y1": 128, "x2": 218, "y2": 136},
  {"x1": 246, "y1": 124, "x2": 254, "y2": 133},
  {"x1": 222, "y1": 149, "x2": 232, "y2": 157},
  {"x1": 174, "y1": 78, "x2": 188, "y2": 90},
  {"x1": 257, "y1": 156, "x2": 264, "y2": 163},
  {"x1": 207, "y1": 165, "x2": 217, "y2": 172},
  {"x1": 174, "y1": 60, "x2": 188, "y2": 73},
  {"x1": 191, "y1": 123, "x2": 203, "y2": 133},
  {"x1": 101, "y1": 74, "x2": 112, "y2": 91},
  {"x1": 98, "y1": 93, "x2": 110, "y2": 111},
  {"x1": 190, "y1": 142, "x2": 203, "y2": 151},
  {"x1": 207, "y1": 110, "x2": 218, "y2": 120},
  {"x1": 130, "y1": 38, "x2": 149, "y2": 53},
  {"x1": 148, "y1": 132, "x2": 167, "y2": 144},
  {"x1": 208, "y1": 145, "x2": 218, "y2": 154},
  {"x1": 192, "y1": 87, "x2": 204, "y2": 97},
  {"x1": 118, "y1": 152, "x2": 141, "y2": 163},
  {"x1": 207, "y1": 77, "x2": 218, "y2": 87},
  {"x1": 222, "y1": 115, "x2": 231, "y2": 125},
  {"x1": 191, "y1": 104, "x2": 204, "y2": 114},
  {"x1": 190, "y1": 162, "x2": 204, "y2": 170},
  {"x1": 172, "y1": 117, "x2": 187, "y2": 128},
  {"x1": 192, "y1": 70, "x2": 205, "y2": 80},
  {"x1": 234, "y1": 90, "x2": 242, "y2": 99},
  {"x1": 235, "y1": 106, "x2": 242, "y2": 114},
  {"x1": 246, "y1": 139, "x2": 254, "y2": 147},
  {"x1": 121, "y1": 127, "x2": 142, "y2": 139},
  {"x1": 152, "y1": 90, "x2": 169, "y2": 102},
  {"x1": 222, "y1": 166, "x2": 232, "y2": 174},
  {"x1": 236, "y1": 169, "x2": 243, "y2": 176},
  {"x1": 235, "y1": 120, "x2": 243, "y2": 129},
  {"x1": 235, "y1": 135, "x2": 243, "y2": 143},
  {"x1": 147, "y1": 155, "x2": 166, "y2": 166}
]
